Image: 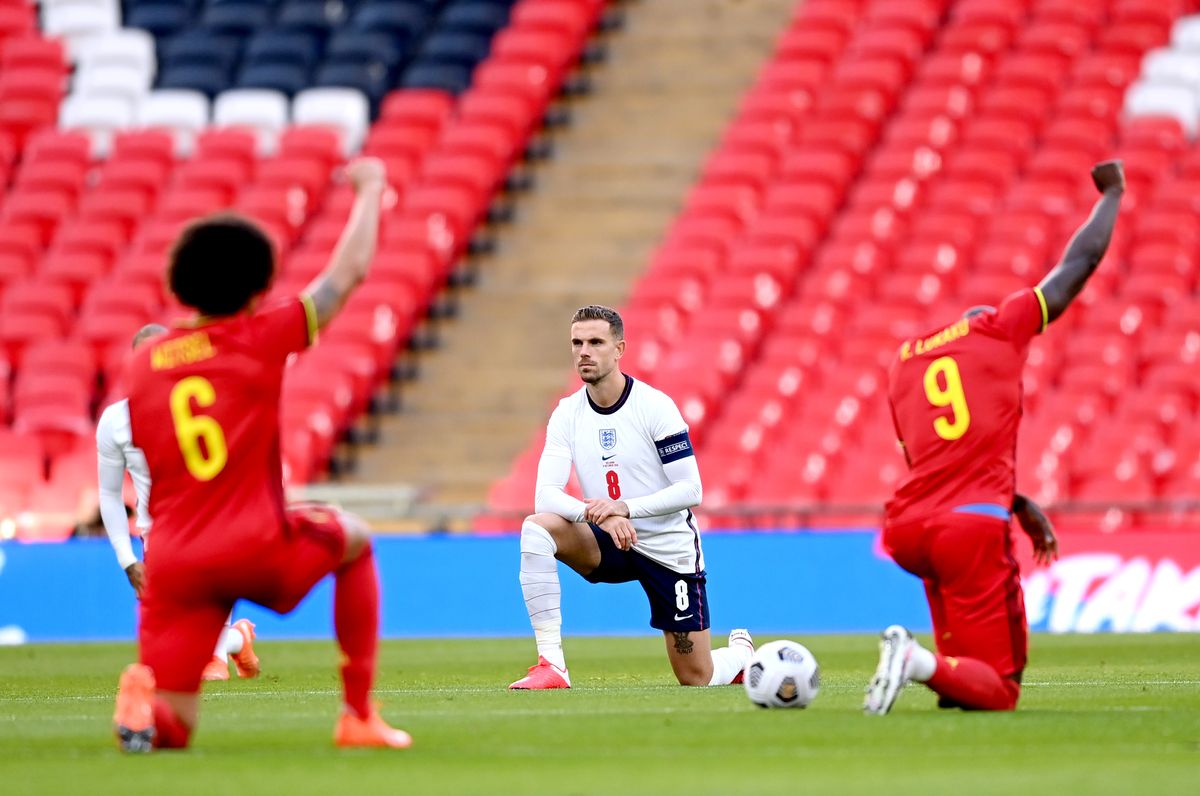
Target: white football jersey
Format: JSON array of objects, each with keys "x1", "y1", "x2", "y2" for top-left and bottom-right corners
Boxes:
[
  {"x1": 542, "y1": 376, "x2": 703, "y2": 574},
  {"x1": 96, "y1": 399, "x2": 152, "y2": 530}
]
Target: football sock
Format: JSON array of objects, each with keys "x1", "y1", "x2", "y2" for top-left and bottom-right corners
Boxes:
[
  {"x1": 152, "y1": 699, "x2": 191, "y2": 749},
  {"x1": 708, "y1": 644, "x2": 753, "y2": 686},
  {"x1": 906, "y1": 644, "x2": 937, "y2": 682},
  {"x1": 925, "y1": 655, "x2": 1020, "y2": 711},
  {"x1": 334, "y1": 545, "x2": 379, "y2": 720},
  {"x1": 519, "y1": 519, "x2": 566, "y2": 670},
  {"x1": 218, "y1": 625, "x2": 242, "y2": 657}
]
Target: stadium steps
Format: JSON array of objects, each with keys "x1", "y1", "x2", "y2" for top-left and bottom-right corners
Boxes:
[{"x1": 350, "y1": 0, "x2": 797, "y2": 516}]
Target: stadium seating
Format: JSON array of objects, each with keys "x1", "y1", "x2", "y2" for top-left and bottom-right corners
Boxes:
[
  {"x1": 0, "y1": 0, "x2": 609, "y2": 537},
  {"x1": 489, "y1": 0, "x2": 1200, "y2": 529}
]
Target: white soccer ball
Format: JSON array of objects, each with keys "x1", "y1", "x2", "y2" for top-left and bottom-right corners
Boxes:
[{"x1": 743, "y1": 639, "x2": 820, "y2": 709}]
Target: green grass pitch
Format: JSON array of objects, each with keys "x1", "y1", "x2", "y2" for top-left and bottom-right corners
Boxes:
[{"x1": 1, "y1": 634, "x2": 1198, "y2": 795}]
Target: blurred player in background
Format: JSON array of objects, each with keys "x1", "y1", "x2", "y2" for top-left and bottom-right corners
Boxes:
[
  {"x1": 510, "y1": 305, "x2": 754, "y2": 690},
  {"x1": 97, "y1": 323, "x2": 259, "y2": 683},
  {"x1": 865, "y1": 161, "x2": 1125, "y2": 714},
  {"x1": 111, "y1": 158, "x2": 412, "y2": 752}
]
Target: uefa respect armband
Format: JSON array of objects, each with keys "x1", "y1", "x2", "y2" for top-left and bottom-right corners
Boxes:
[{"x1": 655, "y1": 430, "x2": 694, "y2": 464}]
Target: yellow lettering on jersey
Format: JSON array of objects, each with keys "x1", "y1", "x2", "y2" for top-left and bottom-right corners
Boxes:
[
  {"x1": 909, "y1": 318, "x2": 970, "y2": 358},
  {"x1": 151, "y1": 332, "x2": 217, "y2": 371}
]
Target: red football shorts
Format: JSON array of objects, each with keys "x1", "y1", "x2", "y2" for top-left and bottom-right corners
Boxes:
[
  {"x1": 139, "y1": 503, "x2": 349, "y2": 693},
  {"x1": 882, "y1": 512, "x2": 1027, "y2": 679}
]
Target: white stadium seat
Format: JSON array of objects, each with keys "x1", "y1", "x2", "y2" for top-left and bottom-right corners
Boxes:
[
  {"x1": 213, "y1": 88, "x2": 290, "y2": 155},
  {"x1": 76, "y1": 29, "x2": 157, "y2": 79},
  {"x1": 292, "y1": 88, "x2": 369, "y2": 156},
  {"x1": 1142, "y1": 49, "x2": 1200, "y2": 88},
  {"x1": 59, "y1": 93, "x2": 136, "y2": 158},
  {"x1": 74, "y1": 64, "x2": 152, "y2": 104},
  {"x1": 137, "y1": 90, "x2": 211, "y2": 156},
  {"x1": 1171, "y1": 15, "x2": 1200, "y2": 52},
  {"x1": 1124, "y1": 80, "x2": 1200, "y2": 136},
  {"x1": 42, "y1": 2, "x2": 121, "y2": 60}
]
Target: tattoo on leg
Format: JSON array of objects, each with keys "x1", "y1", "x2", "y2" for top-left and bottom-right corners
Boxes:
[{"x1": 672, "y1": 632, "x2": 694, "y2": 655}]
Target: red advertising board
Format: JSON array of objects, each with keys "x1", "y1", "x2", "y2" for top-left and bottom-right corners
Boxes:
[{"x1": 1017, "y1": 530, "x2": 1200, "y2": 632}]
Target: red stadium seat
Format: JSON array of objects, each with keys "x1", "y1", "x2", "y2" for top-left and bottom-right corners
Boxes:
[
  {"x1": 96, "y1": 158, "x2": 171, "y2": 203},
  {"x1": 939, "y1": 22, "x2": 1014, "y2": 58},
  {"x1": 1098, "y1": 20, "x2": 1170, "y2": 54},
  {"x1": 776, "y1": 27, "x2": 848, "y2": 64},
  {"x1": 279, "y1": 125, "x2": 342, "y2": 168},
  {"x1": 112, "y1": 131, "x2": 175, "y2": 170},
  {"x1": 685, "y1": 184, "x2": 761, "y2": 227},
  {"x1": 423, "y1": 151, "x2": 506, "y2": 197},
  {"x1": 473, "y1": 60, "x2": 556, "y2": 115},
  {"x1": 195, "y1": 129, "x2": 259, "y2": 170}
]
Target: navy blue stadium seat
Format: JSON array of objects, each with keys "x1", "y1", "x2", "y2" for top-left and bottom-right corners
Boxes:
[
  {"x1": 439, "y1": 1, "x2": 513, "y2": 36},
  {"x1": 324, "y1": 29, "x2": 408, "y2": 72},
  {"x1": 417, "y1": 32, "x2": 494, "y2": 69},
  {"x1": 126, "y1": 2, "x2": 197, "y2": 38},
  {"x1": 237, "y1": 62, "x2": 312, "y2": 95},
  {"x1": 276, "y1": 0, "x2": 355, "y2": 33},
  {"x1": 202, "y1": 0, "x2": 276, "y2": 34},
  {"x1": 314, "y1": 62, "x2": 390, "y2": 107},
  {"x1": 351, "y1": 2, "x2": 432, "y2": 39},
  {"x1": 161, "y1": 30, "x2": 242, "y2": 74},
  {"x1": 244, "y1": 30, "x2": 323, "y2": 70},
  {"x1": 157, "y1": 63, "x2": 234, "y2": 97},
  {"x1": 401, "y1": 62, "x2": 474, "y2": 95}
]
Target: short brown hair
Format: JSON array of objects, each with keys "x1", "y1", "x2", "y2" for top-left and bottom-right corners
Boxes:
[
  {"x1": 571, "y1": 305, "x2": 624, "y2": 340},
  {"x1": 168, "y1": 213, "x2": 276, "y2": 317}
]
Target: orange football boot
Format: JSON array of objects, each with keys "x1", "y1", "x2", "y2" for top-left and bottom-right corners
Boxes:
[
  {"x1": 230, "y1": 619, "x2": 259, "y2": 678},
  {"x1": 201, "y1": 656, "x2": 229, "y2": 681},
  {"x1": 113, "y1": 664, "x2": 156, "y2": 753},
  {"x1": 334, "y1": 706, "x2": 413, "y2": 749}
]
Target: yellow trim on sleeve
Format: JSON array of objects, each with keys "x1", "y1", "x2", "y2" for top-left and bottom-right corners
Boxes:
[
  {"x1": 1033, "y1": 286, "x2": 1049, "y2": 333},
  {"x1": 299, "y1": 293, "x2": 319, "y2": 346}
]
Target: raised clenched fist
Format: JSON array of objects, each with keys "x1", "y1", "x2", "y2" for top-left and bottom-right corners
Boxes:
[
  {"x1": 1091, "y1": 160, "x2": 1125, "y2": 195},
  {"x1": 344, "y1": 157, "x2": 387, "y2": 192}
]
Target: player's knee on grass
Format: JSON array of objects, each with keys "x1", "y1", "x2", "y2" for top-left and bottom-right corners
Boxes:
[
  {"x1": 665, "y1": 632, "x2": 714, "y2": 686},
  {"x1": 671, "y1": 660, "x2": 713, "y2": 687}
]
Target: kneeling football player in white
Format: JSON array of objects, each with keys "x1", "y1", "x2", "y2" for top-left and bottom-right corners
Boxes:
[
  {"x1": 510, "y1": 306, "x2": 753, "y2": 689},
  {"x1": 97, "y1": 324, "x2": 260, "y2": 683}
]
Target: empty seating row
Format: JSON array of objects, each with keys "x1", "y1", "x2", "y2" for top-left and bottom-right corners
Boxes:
[
  {"x1": 0, "y1": 0, "x2": 609, "y2": 537},
  {"x1": 488, "y1": 0, "x2": 1200, "y2": 524}
]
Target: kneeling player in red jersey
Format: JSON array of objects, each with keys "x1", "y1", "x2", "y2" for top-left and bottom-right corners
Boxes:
[
  {"x1": 112, "y1": 158, "x2": 411, "y2": 751},
  {"x1": 865, "y1": 161, "x2": 1125, "y2": 714}
]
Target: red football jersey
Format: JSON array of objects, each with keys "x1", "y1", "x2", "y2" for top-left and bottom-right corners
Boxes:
[
  {"x1": 885, "y1": 288, "x2": 1048, "y2": 524},
  {"x1": 125, "y1": 296, "x2": 317, "y2": 561}
]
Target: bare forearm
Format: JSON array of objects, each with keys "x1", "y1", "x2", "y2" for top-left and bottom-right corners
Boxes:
[
  {"x1": 305, "y1": 185, "x2": 384, "y2": 329},
  {"x1": 1038, "y1": 189, "x2": 1122, "y2": 322}
]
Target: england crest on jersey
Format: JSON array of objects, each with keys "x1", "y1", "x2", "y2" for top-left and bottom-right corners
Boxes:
[{"x1": 599, "y1": 428, "x2": 616, "y2": 450}]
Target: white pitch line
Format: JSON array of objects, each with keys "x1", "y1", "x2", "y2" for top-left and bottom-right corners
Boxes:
[{"x1": 2, "y1": 679, "x2": 1197, "y2": 706}]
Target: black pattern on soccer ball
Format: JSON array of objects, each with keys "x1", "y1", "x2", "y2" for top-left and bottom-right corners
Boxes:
[
  {"x1": 747, "y1": 661, "x2": 764, "y2": 689},
  {"x1": 776, "y1": 646, "x2": 807, "y2": 665},
  {"x1": 776, "y1": 676, "x2": 800, "y2": 704}
]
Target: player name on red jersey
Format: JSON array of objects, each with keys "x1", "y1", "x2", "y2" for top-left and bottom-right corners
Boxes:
[
  {"x1": 151, "y1": 332, "x2": 218, "y2": 371},
  {"x1": 899, "y1": 318, "x2": 970, "y2": 362}
]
